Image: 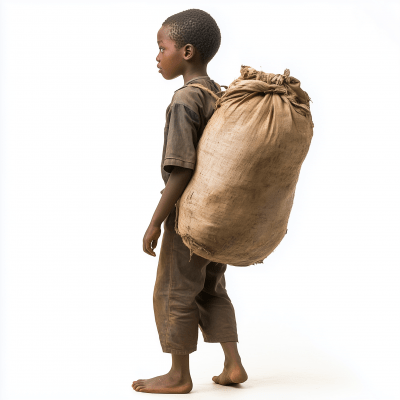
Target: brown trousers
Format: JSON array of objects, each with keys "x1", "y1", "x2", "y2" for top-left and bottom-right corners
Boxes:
[{"x1": 153, "y1": 206, "x2": 239, "y2": 355}]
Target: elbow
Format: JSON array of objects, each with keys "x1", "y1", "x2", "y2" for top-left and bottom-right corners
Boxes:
[{"x1": 170, "y1": 166, "x2": 194, "y2": 185}]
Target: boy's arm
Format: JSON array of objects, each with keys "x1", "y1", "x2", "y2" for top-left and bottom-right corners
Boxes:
[
  {"x1": 152, "y1": 166, "x2": 193, "y2": 227},
  {"x1": 143, "y1": 166, "x2": 193, "y2": 256}
]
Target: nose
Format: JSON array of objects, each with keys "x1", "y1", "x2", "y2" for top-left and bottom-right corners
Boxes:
[{"x1": 156, "y1": 54, "x2": 160, "y2": 62}]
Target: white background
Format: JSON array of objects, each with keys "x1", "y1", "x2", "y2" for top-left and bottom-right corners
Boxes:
[{"x1": 0, "y1": 0, "x2": 399, "y2": 399}]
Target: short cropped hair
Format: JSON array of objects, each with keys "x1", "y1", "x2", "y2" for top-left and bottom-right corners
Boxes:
[{"x1": 162, "y1": 9, "x2": 221, "y2": 64}]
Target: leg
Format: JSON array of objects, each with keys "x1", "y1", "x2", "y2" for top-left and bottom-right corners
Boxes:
[
  {"x1": 132, "y1": 207, "x2": 210, "y2": 393},
  {"x1": 132, "y1": 354, "x2": 192, "y2": 394},
  {"x1": 196, "y1": 262, "x2": 239, "y2": 344},
  {"x1": 153, "y1": 207, "x2": 211, "y2": 354},
  {"x1": 195, "y1": 262, "x2": 247, "y2": 385},
  {"x1": 212, "y1": 342, "x2": 248, "y2": 385}
]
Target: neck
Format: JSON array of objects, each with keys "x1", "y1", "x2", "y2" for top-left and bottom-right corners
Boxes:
[{"x1": 182, "y1": 65, "x2": 209, "y2": 85}]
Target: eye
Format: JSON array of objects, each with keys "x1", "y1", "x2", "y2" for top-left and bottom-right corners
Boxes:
[{"x1": 159, "y1": 48, "x2": 164, "y2": 53}]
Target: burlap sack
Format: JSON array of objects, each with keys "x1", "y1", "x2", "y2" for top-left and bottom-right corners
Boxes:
[{"x1": 175, "y1": 66, "x2": 313, "y2": 267}]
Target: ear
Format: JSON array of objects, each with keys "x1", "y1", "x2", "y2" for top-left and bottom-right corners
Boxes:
[{"x1": 183, "y1": 44, "x2": 196, "y2": 61}]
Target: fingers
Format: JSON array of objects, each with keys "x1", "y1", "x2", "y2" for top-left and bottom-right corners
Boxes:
[
  {"x1": 143, "y1": 242, "x2": 156, "y2": 256},
  {"x1": 149, "y1": 241, "x2": 156, "y2": 257},
  {"x1": 143, "y1": 239, "x2": 156, "y2": 257},
  {"x1": 142, "y1": 225, "x2": 161, "y2": 257}
]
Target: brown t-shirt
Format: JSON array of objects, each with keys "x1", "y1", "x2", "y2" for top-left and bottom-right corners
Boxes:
[{"x1": 160, "y1": 76, "x2": 221, "y2": 194}]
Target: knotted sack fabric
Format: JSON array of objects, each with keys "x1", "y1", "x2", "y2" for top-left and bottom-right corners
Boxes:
[{"x1": 174, "y1": 66, "x2": 314, "y2": 267}]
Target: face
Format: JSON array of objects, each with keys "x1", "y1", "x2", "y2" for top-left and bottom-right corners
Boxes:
[{"x1": 156, "y1": 25, "x2": 186, "y2": 80}]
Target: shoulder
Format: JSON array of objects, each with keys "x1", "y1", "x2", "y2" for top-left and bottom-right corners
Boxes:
[
  {"x1": 170, "y1": 86, "x2": 203, "y2": 114},
  {"x1": 170, "y1": 78, "x2": 221, "y2": 113}
]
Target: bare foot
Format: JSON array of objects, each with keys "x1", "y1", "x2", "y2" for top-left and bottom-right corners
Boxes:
[
  {"x1": 212, "y1": 361, "x2": 248, "y2": 385},
  {"x1": 132, "y1": 370, "x2": 193, "y2": 394}
]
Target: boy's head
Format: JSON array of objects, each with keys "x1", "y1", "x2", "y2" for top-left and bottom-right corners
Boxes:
[{"x1": 157, "y1": 9, "x2": 221, "y2": 80}]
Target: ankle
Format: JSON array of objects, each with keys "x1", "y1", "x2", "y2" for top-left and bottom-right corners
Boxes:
[
  {"x1": 170, "y1": 354, "x2": 191, "y2": 379},
  {"x1": 169, "y1": 367, "x2": 191, "y2": 379},
  {"x1": 224, "y1": 355, "x2": 242, "y2": 368}
]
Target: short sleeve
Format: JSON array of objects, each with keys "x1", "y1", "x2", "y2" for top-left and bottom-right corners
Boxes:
[{"x1": 163, "y1": 103, "x2": 200, "y2": 174}]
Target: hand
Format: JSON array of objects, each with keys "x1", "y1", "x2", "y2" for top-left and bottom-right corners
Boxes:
[{"x1": 143, "y1": 222, "x2": 161, "y2": 257}]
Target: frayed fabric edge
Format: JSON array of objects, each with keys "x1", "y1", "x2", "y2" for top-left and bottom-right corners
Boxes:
[
  {"x1": 174, "y1": 199, "x2": 264, "y2": 266},
  {"x1": 174, "y1": 199, "x2": 213, "y2": 262}
]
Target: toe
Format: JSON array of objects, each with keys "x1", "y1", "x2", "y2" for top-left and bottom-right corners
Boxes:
[{"x1": 212, "y1": 376, "x2": 219, "y2": 384}]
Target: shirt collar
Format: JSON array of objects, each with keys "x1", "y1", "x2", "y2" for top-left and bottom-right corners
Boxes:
[{"x1": 174, "y1": 76, "x2": 211, "y2": 92}]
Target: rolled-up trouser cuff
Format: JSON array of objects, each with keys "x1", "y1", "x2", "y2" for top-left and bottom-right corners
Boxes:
[
  {"x1": 161, "y1": 345, "x2": 197, "y2": 355},
  {"x1": 203, "y1": 334, "x2": 239, "y2": 343}
]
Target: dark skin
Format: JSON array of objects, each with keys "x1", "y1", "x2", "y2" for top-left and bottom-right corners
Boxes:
[
  {"x1": 142, "y1": 166, "x2": 193, "y2": 258},
  {"x1": 133, "y1": 24, "x2": 248, "y2": 394}
]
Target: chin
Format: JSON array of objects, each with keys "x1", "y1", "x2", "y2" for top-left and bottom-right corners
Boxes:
[
  {"x1": 159, "y1": 70, "x2": 179, "y2": 80},
  {"x1": 159, "y1": 70, "x2": 169, "y2": 80},
  {"x1": 166, "y1": 74, "x2": 181, "y2": 81}
]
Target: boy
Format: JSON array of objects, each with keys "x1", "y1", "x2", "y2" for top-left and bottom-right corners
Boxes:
[{"x1": 132, "y1": 9, "x2": 247, "y2": 394}]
